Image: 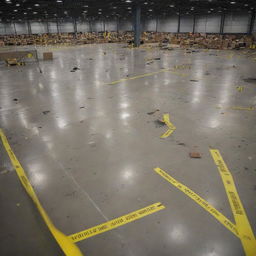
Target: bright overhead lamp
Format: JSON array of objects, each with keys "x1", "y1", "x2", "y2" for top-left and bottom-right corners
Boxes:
[{"x1": 230, "y1": 1, "x2": 236, "y2": 4}]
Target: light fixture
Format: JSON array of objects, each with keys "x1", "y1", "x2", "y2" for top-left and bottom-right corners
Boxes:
[
  {"x1": 125, "y1": 0, "x2": 132, "y2": 2},
  {"x1": 148, "y1": 9, "x2": 152, "y2": 11},
  {"x1": 14, "y1": 9, "x2": 17, "y2": 12},
  {"x1": 34, "y1": 3, "x2": 40, "y2": 6},
  {"x1": 16, "y1": 3, "x2": 20, "y2": 6},
  {"x1": 24, "y1": 12, "x2": 27, "y2": 14},
  {"x1": 169, "y1": 4, "x2": 175, "y2": 7},
  {"x1": 144, "y1": 2, "x2": 148, "y2": 4},
  {"x1": 33, "y1": 11, "x2": 38, "y2": 14},
  {"x1": 244, "y1": 3, "x2": 248, "y2": 6},
  {"x1": 230, "y1": 1, "x2": 236, "y2": 4}
]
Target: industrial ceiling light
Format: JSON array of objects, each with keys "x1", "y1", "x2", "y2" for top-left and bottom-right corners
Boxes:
[
  {"x1": 34, "y1": 3, "x2": 40, "y2": 6},
  {"x1": 14, "y1": 9, "x2": 17, "y2": 12},
  {"x1": 144, "y1": 2, "x2": 148, "y2": 4},
  {"x1": 148, "y1": 9, "x2": 152, "y2": 11},
  {"x1": 16, "y1": 3, "x2": 20, "y2": 6},
  {"x1": 230, "y1": 1, "x2": 236, "y2": 4},
  {"x1": 169, "y1": 4, "x2": 175, "y2": 7}
]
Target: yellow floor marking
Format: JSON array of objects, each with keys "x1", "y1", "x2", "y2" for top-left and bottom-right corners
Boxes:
[
  {"x1": 236, "y1": 86, "x2": 244, "y2": 92},
  {"x1": 154, "y1": 167, "x2": 239, "y2": 237},
  {"x1": 69, "y1": 202, "x2": 165, "y2": 243},
  {"x1": 106, "y1": 68, "x2": 187, "y2": 85},
  {"x1": 160, "y1": 114, "x2": 176, "y2": 138},
  {"x1": 107, "y1": 69, "x2": 170, "y2": 85},
  {"x1": 0, "y1": 129, "x2": 83, "y2": 256},
  {"x1": 231, "y1": 106, "x2": 255, "y2": 111},
  {"x1": 210, "y1": 149, "x2": 256, "y2": 256}
]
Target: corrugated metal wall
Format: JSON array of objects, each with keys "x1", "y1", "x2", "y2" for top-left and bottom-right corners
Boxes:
[{"x1": 0, "y1": 13, "x2": 255, "y2": 35}]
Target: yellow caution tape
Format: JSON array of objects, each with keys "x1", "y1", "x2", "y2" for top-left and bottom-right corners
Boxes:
[
  {"x1": 69, "y1": 202, "x2": 165, "y2": 243},
  {"x1": 231, "y1": 106, "x2": 255, "y2": 111},
  {"x1": 0, "y1": 129, "x2": 83, "y2": 256},
  {"x1": 210, "y1": 149, "x2": 256, "y2": 256},
  {"x1": 236, "y1": 86, "x2": 244, "y2": 92},
  {"x1": 107, "y1": 68, "x2": 187, "y2": 85},
  {"x1": 154, "y1": 167, "x2": 239, "y2": 237},
  {"x1": 107, "y1": 69, "x2": 170, "y2": 85},
  {"x1": 160, "y1": 114, "x2": 176, "y2": 138}
]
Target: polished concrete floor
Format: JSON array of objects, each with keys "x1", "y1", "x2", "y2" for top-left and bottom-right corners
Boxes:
[{"x1": 0, "y1": 44, "x2": 256, "y2": 256}]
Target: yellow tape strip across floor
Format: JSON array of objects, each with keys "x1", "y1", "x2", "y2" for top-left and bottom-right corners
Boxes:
[
  {"x1": 154, "y1": 167, "x2": 239, "y2": 237},
  {"x1": 69, "y1": 202, "x2": 165, "y2": 243},
  {"x1": 0, "y1": 129, "x2": 83, "y2": 256},
  {"x1": 160, "y1": 114, "x2": 176, "y2": 138},
  {"x1": 231, "y1": 106, "x2": 255, "y2": 111},
  {"x1": 107, "y1": 69, "x2": 170, "y2": 85},
  {"x1": 107, "y1": 68, "x2": 187, "y2": 85},
  {"x1": 210, "y1": 149, "x2": 256, "y2": 256}
]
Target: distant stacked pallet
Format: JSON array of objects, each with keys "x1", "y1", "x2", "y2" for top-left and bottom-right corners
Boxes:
[{"x1": 0, "y1": 32, "x2": 255, "y2": 50}]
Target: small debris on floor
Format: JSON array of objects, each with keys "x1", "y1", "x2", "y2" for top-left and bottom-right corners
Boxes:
[
  {"x1": 146, "y1": 61, "x2": 154, "y2": 65},
  {"x1": 42, "y1": 110, "x2": 50, "y2": 115},
  {"x1": 177, "y1": 142, "x2": 186, "y2": 146},
  {"x1": 154, "y1": 119, "x2": 166, "y2": 128},
  {"x1": 154, "y1": 57, "x2": 161, "y2": 60},
  {"x1": 190, "y1": 80, "x2": 199, "y2": 82},
  {"x1": 189, "y1": 152, "x2": 202, "y2": 158},
  {"x1": 236, "y1": 86, "x2": 244, "y2": 92},
  {"x1": 243, "y1": 78, "x2": 256, "y2": 83},
  {"x1": 80, "y1": 106, "x2": 85, "y2": 109},
  {"x1": 147, "y1": 109, "x2": 160, "y2": 115},
  {"x1": 38, "y1": 126, "x2": 42, "y2": 129},
  {"x1": 204, "y1": 71, "x2": 210, "y2": 76},
  {"x1": 0, "y1": 170, "x2": 9, "y2": 175},
  {"x1": 13, "y1": 98, "x2": 18, "y2": 101},
  {"x1": 70, "y1": 66, "x2": 80, "y2": 72}
]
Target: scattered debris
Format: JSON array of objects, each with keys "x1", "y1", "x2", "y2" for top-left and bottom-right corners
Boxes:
[
  {"x1": 89, "y1": 58, "x2": 93, "y2": 60},
  {"x1": 204, "y1": 71, "x2": 210, "y2": 76},
  {"x1": 38, "y1": 126, "x2": 42, "y2": 129},
  {"x1": 154, "y1": 119, "x2": 166, "y2": 128},
  {"x1": 243, "y1": 78, "x2": 256, "y2": 83},
  {"x1": 70, "y1": 66, "x2": 80, "y2": 72},
  {"x1": 146, "y1": 61, "x2": 154, "y2": 65},
  {"x1": 80, "y1": 106, "x2": 85, "y2": 109},
  {"x1": 177, "y1": 142, "x2": 186, "y2": 146},
  {"x1": 13, "y1": 98, "x2": 18, "y2": 101},
  {"x1": 190, "y1": 80, "x2": 199, "y2": 82},
  {"x1": 154, "y1": 57, "x2": 161, "y2": 60},
  {"x1": 42, "y1": 110, "x2": 50, "y2": 115},
  {"x1": 189, "y1": 152, "x2": 202, "y2": 158},
  {"x1": 0, "y1": 170, "x2": 9, "y2": 175},
  {"x1": 147, "y1": 109, "x2": 160, "y2": 115}
]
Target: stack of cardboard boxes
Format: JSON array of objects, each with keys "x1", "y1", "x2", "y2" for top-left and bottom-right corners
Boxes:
[{"x1": 0, "y1": 32, "x2": 255, "y2": 50}]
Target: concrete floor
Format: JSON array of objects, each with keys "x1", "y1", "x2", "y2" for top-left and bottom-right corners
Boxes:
[{"x1": 0, "y1": 44, "x2": 256, "y2": 256}]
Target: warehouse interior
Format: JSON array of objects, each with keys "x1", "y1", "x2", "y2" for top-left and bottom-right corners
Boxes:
[{"x1": 0, "y1": 0, "x2": 256, "y2": 256}]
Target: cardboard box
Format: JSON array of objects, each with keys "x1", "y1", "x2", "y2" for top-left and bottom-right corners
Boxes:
[{"x1": 43, "y1": 52, "x2": 53, "y2": 60}]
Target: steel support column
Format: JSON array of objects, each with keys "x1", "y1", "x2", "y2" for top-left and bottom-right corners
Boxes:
[
  {"x1": 133, "y1": 4, "x2": 141, "y2": 47},
  {"x1": 192, "y1": 15, "x2": 196, "y2": 34},
  {"x1": 220, "y1": 13, "x2": 225, "y2": 34},
  {"x1": 248, "y1": 11, "x2": 255, "y2": 34}
]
